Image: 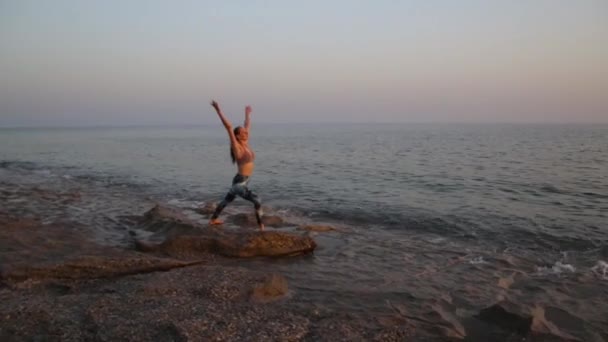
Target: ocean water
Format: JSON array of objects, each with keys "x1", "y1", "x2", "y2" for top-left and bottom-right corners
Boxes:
[{"x1": 1, "y1": 123, "x2": 607, "y2": 338}]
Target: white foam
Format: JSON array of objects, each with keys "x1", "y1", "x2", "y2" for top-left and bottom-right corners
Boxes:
[
  {"x1": 34, "y1": 169, "x2": 52, "y2": 176},
  {"x1": 429, "y1": 236, "x2": 446, "y2": 244},
  {"x1": 469, "y1": 256, "x2": 487, "y2": 265},
  {"x1": 167, "y1": 198, "x2": 182, "y2": 206},
  {"x1": 591, "y1": 260, "x2": 608, "y2": 280},
  {"x1": 536, "y1": 261, "x2": 576, "y2": 276},
  {"x1": 167, "y1": 198, "x2": 202, "y2": 209}
]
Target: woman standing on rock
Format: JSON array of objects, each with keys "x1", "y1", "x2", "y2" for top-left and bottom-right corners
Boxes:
[{"x1": 209, "y1": 100, "x2": 264, "y2": 230}]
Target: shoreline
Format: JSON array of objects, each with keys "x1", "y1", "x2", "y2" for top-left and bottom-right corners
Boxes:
[
  {"x1": 0, "y1": 209, "x2": 415, "y2": 341},
  {"x1": 1, "y1": 177, "x2": 605, "y2": 341}
]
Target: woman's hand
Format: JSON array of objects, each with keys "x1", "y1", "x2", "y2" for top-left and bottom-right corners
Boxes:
[
  {"x1": 211, "y1": 100, "x2": 220, "y2": 111},
  {"x1": 245, "y1": 105, "x2": 252, "y2": 115}
]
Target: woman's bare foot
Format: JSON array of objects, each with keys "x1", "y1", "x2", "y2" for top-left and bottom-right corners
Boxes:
[
  {"x1": 259, "y1": 224, "x2": 265, "y2": 231},
  {"x1": 209, "y1": 218, "x2": 224, "y2": 225}
]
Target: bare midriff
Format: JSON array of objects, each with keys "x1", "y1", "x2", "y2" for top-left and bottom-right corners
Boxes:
[
  {"x1": 238, "y1": 162, "x2": 255, "y2": 176},
  {"x1": 235, "y1": 144, "x2": 255, "y2": 176}
]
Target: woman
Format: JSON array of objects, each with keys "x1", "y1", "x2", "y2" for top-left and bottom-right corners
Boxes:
[{"x1": 209, "y1": 100, "x2": 264, "y2": 230}]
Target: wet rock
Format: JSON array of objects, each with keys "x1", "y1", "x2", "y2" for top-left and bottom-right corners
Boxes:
[
  {"x1": 475, "y1": 301, "x2": 532, "y2": 335},
  {"x1": 1, "y1": 256, "x2": 203, "y2": 285},
  {"x1": 231, "y1": 213, "x2": 285, "y2": 228},
  {"x1": 0, "y1": 211, "x2": 39, "y2": 230},
  {"x1": 133, "y1": 205, "x2": 316, "y2": 258},
  {"x1": 261, "y1": 215, "x2": 285, "y2": 227},
  {"x1": 196, "y1": 202, "x2": 217, "y2": 216},
  {"x1": 136, "y1": 204, "x2": 205, "y2": 236},
  {"x1": 0, "y1": 213, "x2": 119, "y2": 266},
  {"x1": 298, "y1": 224, "x2": 336, "y2": 232},
  {"x1": 531, "y1": 306, "x2": 581, "y2": 341},
  {"x1": 214, "y1": 230, "x2": 316, "y2": 257},
  {"x1": 0, "y1": 306, "x2": 64, "y2": 341},
  {"x1": 30, "y1": 187, "x2": 81, "y2": 203},
  {"x1": 135, "y1": 235, "x2": 216, "y2": 258},
  {"x1": 142, "y1": 204, "x2": 198, "y2": 226},
  {"x1": 306, "y1": 316, "x2": 369, "y2": 341},
  {"x1": 373, "y1": 314, "x2": 415, "y2": 341},
  {"x1": 497, "y1": 272, "x2": 516, "y2": 289},
  {"x1": 250, "y1": 273, "x2": 288, "y2": 303},
  {"x1": 372, "y1": 326, "x2": 415, "y2": 342},
  {"x1": 136, "y1": 230, "x2": 316, "y2": 258},
  {"x1": 428, "y1": 303, "x2": 466, "y2": 339},
  {"x1": 45, "y1": 282, "x2": 72, "y2": 295},
  {"x1": 544, "y1": 306, "x2": 586, "y2": 335}
]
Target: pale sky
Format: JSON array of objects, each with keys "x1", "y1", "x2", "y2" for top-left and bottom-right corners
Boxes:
[{"x1": 1, "y1": 0, "x2": 607, "y2": 127}]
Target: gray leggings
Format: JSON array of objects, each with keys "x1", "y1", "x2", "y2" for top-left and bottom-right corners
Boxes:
[{"x1": 211, "y1": 174, "x2": 263, "y2": 225}]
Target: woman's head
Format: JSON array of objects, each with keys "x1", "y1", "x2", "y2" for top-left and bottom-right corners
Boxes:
[{"x1": 234, "y1": 126, "x2": 249, "y2": 142}]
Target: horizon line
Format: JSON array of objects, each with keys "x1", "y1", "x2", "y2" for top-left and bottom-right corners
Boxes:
[{"x1": 2, "y1": 121, "x2": 608, "y2": 129}]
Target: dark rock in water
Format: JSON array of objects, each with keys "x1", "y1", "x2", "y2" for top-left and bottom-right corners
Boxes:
[
  {"x1": 264, "y1": 215, "x2": 285, "y2": 227},
  {"x1": 142, "y1": 204, "x2": 197, "y2": 226},
  {"x1": 250, "y1": 273, "x2": 288, "y2": 303},
  {"x1": 232, "y1": 213, "x2": 285, "y2": 228},
  {"x1": 298, "y1": 224, "x2": 336, "y2": 232},
  {"x1": 256, "y1": 215, "x2": 287, "y2": 228},
  {"x1": 137, "y1": 204, "x2": 204, "y2": 236},
  {"x1": 136, "y1": 230, "x2": 316, "y2": 258},
  {"x1": 475, "y1": 301, "x2": 532, "y2": 335},
  {"x1": 196, "y1": 202, "x2": 217, "y2": 216}
]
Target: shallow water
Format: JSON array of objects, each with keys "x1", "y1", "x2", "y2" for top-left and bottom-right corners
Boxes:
[{"x1": 1, "y1": 123, "x2": 607, "y2": 339}]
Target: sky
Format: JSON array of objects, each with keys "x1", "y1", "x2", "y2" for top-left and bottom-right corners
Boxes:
[{"x1": 1, "y1": 0, "x2": 607, "y2": 127}]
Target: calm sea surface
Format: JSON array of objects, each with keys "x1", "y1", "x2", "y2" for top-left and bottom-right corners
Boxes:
[{"x1": 1, "y1": 123, "x2": 607, "y2": 338}]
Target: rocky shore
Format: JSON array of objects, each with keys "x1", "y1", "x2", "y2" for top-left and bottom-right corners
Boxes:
[
  {"x1": 1, "y1": 183, "x2": 604, "y2": 341},
  {"x1": 0, "y1": 203, "x2": 416, "y2": 341}
]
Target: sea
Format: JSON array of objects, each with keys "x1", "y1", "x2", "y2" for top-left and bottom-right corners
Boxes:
[{"x1": 1, "y1": 123, "x2": 607, "y2": 339}]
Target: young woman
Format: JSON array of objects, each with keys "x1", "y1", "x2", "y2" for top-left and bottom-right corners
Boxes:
[{"x1": 209, "y1": 100, "x2": 264, "y2": 230}]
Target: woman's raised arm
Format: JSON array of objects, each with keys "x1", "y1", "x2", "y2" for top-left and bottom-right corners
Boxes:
[
  {"x1": 211, "y1": 100, "x2": 241, "y2": 155},
  {"x1": 244, "y1": 105, "x2": 252, "y2": 130}
]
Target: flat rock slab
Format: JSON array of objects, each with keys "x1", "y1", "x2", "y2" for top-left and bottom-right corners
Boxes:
[
  {"x1": 1, "y1": 256, "x2": 204, "y2": 286},
  {"x1": 136, "y1": 230, "x2": 317, "y2": 258},
  {"x1": 214, "y1": 230, "x2": 317, "y2": 257}
]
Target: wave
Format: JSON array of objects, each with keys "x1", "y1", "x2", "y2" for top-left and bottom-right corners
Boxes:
[
  {"x1": 0, "y1": 160, "x2": 45, "y2": 171},
  {"x1": 1, "y1": 159, "x2": 150, "y2": 192}
]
